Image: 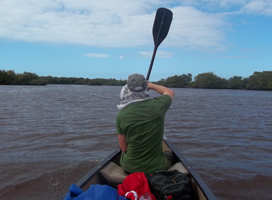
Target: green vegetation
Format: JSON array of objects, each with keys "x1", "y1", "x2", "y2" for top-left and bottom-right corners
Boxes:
[
  {"x1": 1, "y1": 69, "x2": 271, "y2": 91},
  {"x1": 0, "y1": 70, "x2": 126, "y2": 86},
  {"x1": 154, "y1": 74, "x2": 193, "y2": 88},
  {"x1": 153, "y1": 71, "x2": 272, "y2": 91}
]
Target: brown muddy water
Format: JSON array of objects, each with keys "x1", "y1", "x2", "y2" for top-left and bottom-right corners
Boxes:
[{"x1": 0, "y1": 85, "x2": 271, "y2": 200}]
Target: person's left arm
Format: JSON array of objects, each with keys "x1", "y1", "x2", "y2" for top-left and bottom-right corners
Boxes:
[{"x1": 118, "y1": 134, "x2": 127, "y2": 153}]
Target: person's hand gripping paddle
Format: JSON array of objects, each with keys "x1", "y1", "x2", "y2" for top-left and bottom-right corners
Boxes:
[{"x1": 146, "y1": 8, "x2": 173, "y2": 81}]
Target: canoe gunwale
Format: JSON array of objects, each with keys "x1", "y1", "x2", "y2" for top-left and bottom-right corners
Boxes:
[
  {"x1": 163, "y1": 136, "x2": 216, "y2": 200},
  {"x1": 59, "y1": 149, "x2": 120, "y2": 200},
  {"x1": 76, "y1": 149, "x2": 120, "y2": 188}
]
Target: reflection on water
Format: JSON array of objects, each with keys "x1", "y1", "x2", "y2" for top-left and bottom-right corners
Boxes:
[{"x1": 0, "y1": 85, "x2": 271, "y2": 200}]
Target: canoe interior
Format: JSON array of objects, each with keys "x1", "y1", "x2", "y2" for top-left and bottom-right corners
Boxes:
[{"x1": 60, "y1": 137, "x2": 216, "y2": 200}]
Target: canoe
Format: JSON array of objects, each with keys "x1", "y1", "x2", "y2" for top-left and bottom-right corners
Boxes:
[{"x1": 60, "y1": 136, "x2": 216, "y2": 200}]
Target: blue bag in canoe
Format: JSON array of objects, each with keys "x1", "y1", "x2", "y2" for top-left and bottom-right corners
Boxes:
[{"x1": 65, "y1": 184, "x2": 128, "y2": 200}]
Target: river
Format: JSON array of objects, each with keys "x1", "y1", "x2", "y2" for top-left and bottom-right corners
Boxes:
[{"x1": 0, "y1": 85, "x2": 271, "y2": 200}]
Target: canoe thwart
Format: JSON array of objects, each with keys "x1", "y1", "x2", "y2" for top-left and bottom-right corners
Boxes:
[
  {"x1": 168, "y1": 162, "x2": 189, "y2": 175},
  {"x1": 100, "y1": 162, "x2": 128, "y2": 186},
  {"x1": 100, "y1": 161, "x2": 189, "y2": 187}
]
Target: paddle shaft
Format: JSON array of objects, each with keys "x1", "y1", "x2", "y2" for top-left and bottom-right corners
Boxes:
[{"x1": 146, "y1": 46, "x2": 158, "y2": 81}]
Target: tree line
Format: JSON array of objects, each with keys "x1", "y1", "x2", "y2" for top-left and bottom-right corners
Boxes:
[
  {"x1": 0, "y1": 70, "x2": 126, "y2": 86},
  {"x1": 0, "y1": 69, "x2": 271, "y2": 91},
  {"x1": 154, "y1": 71, "x2": 272, "y2": 90}
]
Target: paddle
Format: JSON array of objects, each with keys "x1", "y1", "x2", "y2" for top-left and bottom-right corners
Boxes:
[{"x1": 146, "y1": 8, "x2": 173, "y2": 81}]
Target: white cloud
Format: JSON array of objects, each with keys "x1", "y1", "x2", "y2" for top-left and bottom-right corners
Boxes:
[
  {"x1": 166, "y1": 6, "x2": 229, "y2": 51},
  {"x1": 0, "y1": 0, "x2": 270, "y2": 51},
  {"x1": 226, "y1": 56, "x2": 247, "y2": 59},
  {"x1": 119, "y1": 56, "x2": 124, "y2": 59},
  {"x1": 138, "y1": 50, "x2": 173, "y2": 58},
  {"x1": 202, "y1": 0, "x2": 272, "y2": 15},
  {"x1": 177, "y1": 0, "x2": 248, "y2": 9},
  {"x1": 138, "y1": 51, "x2": 152, "y2": 58},
  {"x1": 0, "y1": 0, "x2": 162, "y2": 47},
  {"x1": 85, "y1": 53, "x2": 110, "y2": 58},
  {"x1": 218, "y1": 0, "x2": 248, "y2": 7},
  {"x1": 241, "y1": 1, "x2": 272, "y2": 15}
]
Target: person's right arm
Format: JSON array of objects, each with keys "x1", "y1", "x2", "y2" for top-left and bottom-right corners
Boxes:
[
  {"x1": 147, "y1": 82, "x2": 174, "y2": 100},
  {"x1": 118, "y1": 134, "x2": 127, "y2": 153}
]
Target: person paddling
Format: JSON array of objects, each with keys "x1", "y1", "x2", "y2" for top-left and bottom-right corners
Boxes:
[{"x1": 116, "y1": 73, "x2": 174, "y2": 174}]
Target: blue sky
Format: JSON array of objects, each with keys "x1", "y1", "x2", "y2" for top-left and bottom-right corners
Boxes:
[{"x1": 0, "y1": 0, "x2": 271, "y2": 81}]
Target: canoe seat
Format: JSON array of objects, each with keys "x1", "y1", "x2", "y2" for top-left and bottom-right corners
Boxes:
[
  {"x1": 100, "y1": 162, "x2": 188, "y2": 186},
  {"x1": 168, "y1": 162, "x2": 189, "y2": 175},
  {"x1": 100, "y1": 162, "x2": 128, "y2": 184}
]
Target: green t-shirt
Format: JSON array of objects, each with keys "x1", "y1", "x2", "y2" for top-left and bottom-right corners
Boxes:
[{"x1": 116, "y1": 95, "x2": 172, "y2": 174}]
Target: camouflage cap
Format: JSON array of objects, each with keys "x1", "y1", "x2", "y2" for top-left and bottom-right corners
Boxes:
[{"x1": 127, "y1": 73, "x2": 147, "y2": 92}]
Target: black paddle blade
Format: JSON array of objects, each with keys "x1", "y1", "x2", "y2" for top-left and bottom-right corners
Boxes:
[
  {"x1": 146, "y1": 8, "x2": 173, "y2": 80},
  {"x1": 152, "y1": 8, "x2": 173, "y2": 47}
]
